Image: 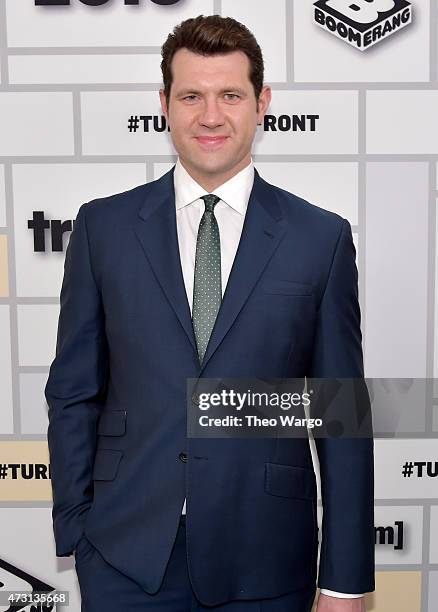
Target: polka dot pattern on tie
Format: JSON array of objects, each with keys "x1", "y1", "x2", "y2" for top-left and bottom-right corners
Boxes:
[{"x1": 192, "y1": 194, "x2": 222, "y2": 365}]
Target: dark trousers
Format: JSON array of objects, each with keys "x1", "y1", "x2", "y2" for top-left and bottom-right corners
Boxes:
[{"x1": 75, "y1": 515, "x2": 317, "y2": 612}]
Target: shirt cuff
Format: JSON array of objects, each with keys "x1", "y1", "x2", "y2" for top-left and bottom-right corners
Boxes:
[{"x1": 320, "y1": 589, "x2": 365, "y2": 598}]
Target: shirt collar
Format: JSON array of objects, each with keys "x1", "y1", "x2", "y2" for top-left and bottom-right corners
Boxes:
[{"x1": 173, "y1": 157, "x2": 255, "y2": 215}]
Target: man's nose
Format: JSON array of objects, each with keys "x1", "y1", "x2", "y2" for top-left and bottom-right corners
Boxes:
[{"x1": 199, "y1": 98, "x2": 225, "y2": 127}]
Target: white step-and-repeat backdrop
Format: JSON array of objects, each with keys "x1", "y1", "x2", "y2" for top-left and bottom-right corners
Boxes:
[{"x1": 0, "y1": 1, "x2": 437, "y2": 610}]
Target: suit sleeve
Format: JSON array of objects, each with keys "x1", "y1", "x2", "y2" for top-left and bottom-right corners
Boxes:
[
  {"x1": 45, "y1": 202, "x2": 109, "y2": 557},
  {"x1": 309, "y1": 218, "x2": 375, "y2": 594}
]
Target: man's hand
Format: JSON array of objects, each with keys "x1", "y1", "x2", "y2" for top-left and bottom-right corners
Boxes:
[{"x1": 316, "y1": 594, "x2": 366, "y2": 612}]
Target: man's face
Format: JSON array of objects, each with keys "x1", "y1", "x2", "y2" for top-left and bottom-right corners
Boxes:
[{"x1": 159, "y1": 48, "x2": 271, "y2": 190}]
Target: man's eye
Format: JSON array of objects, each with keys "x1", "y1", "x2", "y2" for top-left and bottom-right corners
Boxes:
[
  {"x1": 224, "y1": 94, "x2": 240, "y2": 101},
  {"x1": 183, "y1": 95, "x2": 197, "y2": 102}
]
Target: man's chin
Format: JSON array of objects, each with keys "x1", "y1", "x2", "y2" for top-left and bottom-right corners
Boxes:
[{"x1": 186, "y1": 158, "x2": 232, "y2": 177}]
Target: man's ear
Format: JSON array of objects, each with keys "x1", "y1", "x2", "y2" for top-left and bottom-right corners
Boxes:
[
  {"x1": 159, "y1": 88, "x2": 169, "y2": 121},
  {"x1": 256, "y1": 85, "x2": 272, "y2": 125}
]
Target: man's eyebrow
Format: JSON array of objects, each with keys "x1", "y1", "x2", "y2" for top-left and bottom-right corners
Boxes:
[{"x1": 175, "y1": 87, "x2": 247, "y2": 97}]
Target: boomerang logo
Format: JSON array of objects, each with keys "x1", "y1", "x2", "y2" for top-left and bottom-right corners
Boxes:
[
  {"x1": 0, "y1": 557, "x2": 55, "y2": 612},
  {"x1": 313, "y1": 0, "x2": 413, "y2": 50}
]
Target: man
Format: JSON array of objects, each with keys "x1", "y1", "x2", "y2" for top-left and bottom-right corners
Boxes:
[{"x1": 45, "y1": 14, "x2": 374, "y2": 612}]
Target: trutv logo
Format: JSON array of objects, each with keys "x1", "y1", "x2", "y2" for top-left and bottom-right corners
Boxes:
[
  {"x1": 313, "y1": 0, "x2": 412, "y2": 51},
  {"x1": 35, "y1": 0, "x2": 181, "y2": 6},
  {"x1": 28, "y1": 212, "x2": 74, "y2": 252}
]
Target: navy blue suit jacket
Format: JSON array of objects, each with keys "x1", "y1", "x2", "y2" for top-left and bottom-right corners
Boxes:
[{"x1": 45, "y1": 165, "x2": 374, "y2": 605}]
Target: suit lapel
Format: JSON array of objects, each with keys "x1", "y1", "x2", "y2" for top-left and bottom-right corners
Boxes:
[
  {"x1": 133, "y1": 166, "x2": 287, "y2": 373},
  {"x1": 133, "y1": 167, "x2": 198, "y2": 355},
  {"x1": 199, "y1": 168, "x2": 286, "y2": 373}
]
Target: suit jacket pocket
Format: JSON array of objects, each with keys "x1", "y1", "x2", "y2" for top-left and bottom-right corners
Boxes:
[
  {"x1": 264, "y1": 462, "x2": 317, "y2": 500},
  {"x1": 97, "y1": 410, "x2": 127, "y2": 436},
  {"x1": 93, "y1": 449, "x2": 123, "y2": 481},
  {"x1": 261, "y1": 279, "x2": 313, "y2": 296}
]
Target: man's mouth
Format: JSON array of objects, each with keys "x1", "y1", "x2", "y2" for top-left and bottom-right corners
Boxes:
[{"x1": 194, "y1": 136, "x2": 229, "y2": 148}]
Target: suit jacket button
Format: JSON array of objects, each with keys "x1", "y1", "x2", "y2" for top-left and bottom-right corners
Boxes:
[{"x1": 179, "y1": 452, "x2": 188, "y2": 463}]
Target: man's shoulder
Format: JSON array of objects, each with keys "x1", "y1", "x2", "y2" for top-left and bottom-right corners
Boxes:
[
  {"x1": 79, "y1": 180, "x2": 152, "y2": 221},
  {"x1": 259, "y1": 173, "x2": 346, "y2": 231},
  {"x1": 78, "y1": 167, "x2": 172, "y2": 223}
]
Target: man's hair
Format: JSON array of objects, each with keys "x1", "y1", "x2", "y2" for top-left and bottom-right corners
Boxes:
[{"x1": 160, "y1": 14, "x2": 264, "y2": 107}]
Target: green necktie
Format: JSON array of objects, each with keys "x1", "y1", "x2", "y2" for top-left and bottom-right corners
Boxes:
[{"x1": 192, "y1": 194, "x2": 222, "y2": 365}]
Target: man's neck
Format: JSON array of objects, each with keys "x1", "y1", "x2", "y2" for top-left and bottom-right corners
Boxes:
[{"x1": 178, "y1": 158, "x2": 252, "y2": 192}]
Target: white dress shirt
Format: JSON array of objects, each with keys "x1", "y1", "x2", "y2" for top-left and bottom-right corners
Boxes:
[{"x1": 173, "y1": 157, "x2": 364, "y2": 600}]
